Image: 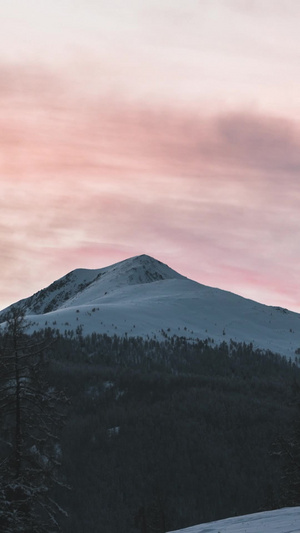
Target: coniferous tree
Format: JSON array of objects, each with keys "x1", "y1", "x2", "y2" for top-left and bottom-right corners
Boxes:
[
  {"x1": 274, "y1": 381, "x2": 300, "y2": 507},
  {"x1": 147, "y1": 495, "x2": 166, "y2": 533},
  {"x1": 0, "y1": 309, "x2": 68, "y2": 532}
]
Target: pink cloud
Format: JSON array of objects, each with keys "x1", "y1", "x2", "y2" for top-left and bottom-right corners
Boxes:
[{"x1": 1, "y1": 67, "x2": 300, "y2": 311}]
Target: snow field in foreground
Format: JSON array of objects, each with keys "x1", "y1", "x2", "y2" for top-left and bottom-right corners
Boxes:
[{"x1": 167, "y1": 507, "x2": 300, "y2": 533}]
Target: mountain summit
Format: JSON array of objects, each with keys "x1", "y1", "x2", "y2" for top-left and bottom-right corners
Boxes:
[
  {"x1": 1, "y1": 254, "x2": 300, "y2": 358},
  {"x1": 4, "y1": 255, "x2": 184, "y2": 316}
]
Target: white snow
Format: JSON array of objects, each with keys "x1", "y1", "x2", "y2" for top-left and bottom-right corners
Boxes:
[
  {"x1": 168, "y1": 507, "x2": 300, "y2": 533},
  {"x1": 107, "y1": 426, "x2": 120, "y2": 437},
  {"x1": 2, "y1": 254, "x2": 300, "y2": 359}
]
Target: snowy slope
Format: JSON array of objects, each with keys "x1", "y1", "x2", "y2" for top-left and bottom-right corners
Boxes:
[
  {"x1": 1, "y1": 254, "x2": 300, "y2": 359},
  {"x1": 2, "y1": 255, "x2": 183, "y2": 315},
  {"x1": 167, "y1": 507, "x2": 300, "y2": 533}
]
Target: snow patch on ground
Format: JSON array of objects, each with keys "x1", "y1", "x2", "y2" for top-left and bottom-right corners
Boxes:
[{"x1": 168, "y1": 507, "x2": 300, "y2": 533}]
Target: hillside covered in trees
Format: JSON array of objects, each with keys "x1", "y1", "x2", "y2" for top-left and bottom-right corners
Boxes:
[{"x1": 1, "y1": 326, "x2": 300, "y2": 532}]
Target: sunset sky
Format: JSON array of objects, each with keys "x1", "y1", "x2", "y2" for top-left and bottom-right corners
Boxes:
[{"x1": 1, "y1": 0, "x2": 300, "y2": 312}]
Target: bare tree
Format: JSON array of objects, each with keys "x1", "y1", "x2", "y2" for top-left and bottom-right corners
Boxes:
[{"x1": 0, "y1": 309, "x2": 69, "y2": 532}]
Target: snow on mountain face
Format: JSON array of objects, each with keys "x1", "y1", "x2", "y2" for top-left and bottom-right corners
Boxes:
[
  {"x1": 2, "y1": 254, "x2": 300, "y2": 359},
  {"x1": 167, "y1": 506, "x2": 300, "y2": 533},
  {"x1": 4, "y1": 255, "x2": 184, "y2": 315}
]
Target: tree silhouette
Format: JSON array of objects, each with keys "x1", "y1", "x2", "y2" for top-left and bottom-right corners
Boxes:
[
  {"x1": 0, "y1": 309, "x2": 69, "y2": 532},
  {"x1": 272, "y1": 380, "x2": 300, "y2": 508}
]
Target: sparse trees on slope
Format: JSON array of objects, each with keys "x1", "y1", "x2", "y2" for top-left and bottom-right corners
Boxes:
[{"x1": 0, "y1": 309, "x2": 69, "y2": 532}]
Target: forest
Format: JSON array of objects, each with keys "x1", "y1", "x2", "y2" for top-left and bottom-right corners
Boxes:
[{"x1": 1, "y1": 322, "x2": 300, "y2": 532}]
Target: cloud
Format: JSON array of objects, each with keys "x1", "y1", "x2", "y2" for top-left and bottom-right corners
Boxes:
[
  {"x1": 216, "y1": 113, "x2": 300, "y2": 174},
  {"x1": 1, "y1": 66, "x2": 300, "y2": 310}
]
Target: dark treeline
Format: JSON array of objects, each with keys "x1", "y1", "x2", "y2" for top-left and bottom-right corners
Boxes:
[{"x1": 4, "y1": 327, "x2": 300, "y2": 532}]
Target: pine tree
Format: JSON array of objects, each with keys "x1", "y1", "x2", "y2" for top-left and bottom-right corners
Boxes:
[
  {"x1": 147, "y1": 495, "x2": 166, "y2": 533},
  {"x1": 0, "y1": 309, "x2": 69, "y2": 532},
  {"x1": 273, "y1": 381, "x2": 300, "y2": 507}
]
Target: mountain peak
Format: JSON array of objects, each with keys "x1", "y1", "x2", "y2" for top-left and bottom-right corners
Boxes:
[
  {"x1": 107, "y1": 254, "x2": 184, "y2": 285},
  {"x1": 1, "y1": 255, "x2": 184, "y2": 317},
  {"x1": 2, "y1": 255, "x2": 300, "y2": 360}
]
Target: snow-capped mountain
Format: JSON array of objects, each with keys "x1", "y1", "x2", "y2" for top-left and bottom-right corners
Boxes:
[
  {"x1": 167, "y1": 506, "x2": 300, "y2": 533},
  {"x1": 2, "y1": 254, "x2": 300, "y2": 359}
]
